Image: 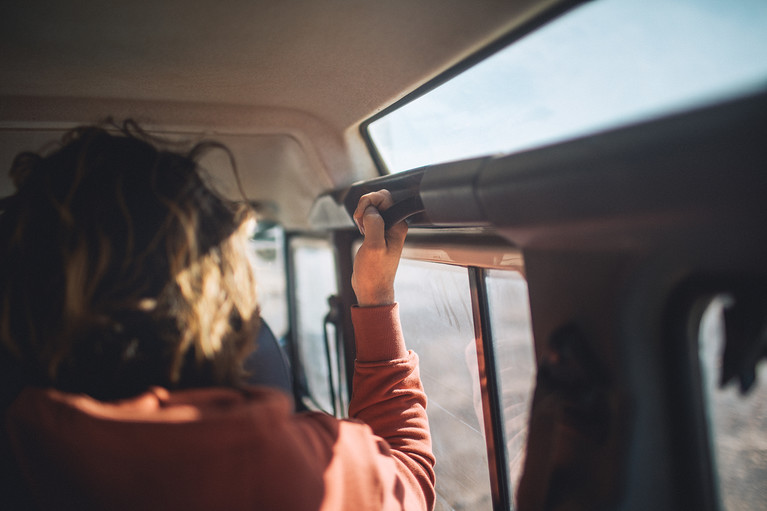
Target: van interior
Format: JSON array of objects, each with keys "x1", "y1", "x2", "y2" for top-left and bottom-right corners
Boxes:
[{"x1": 2, "y1": 0, "x2": 766, "y2": 509}]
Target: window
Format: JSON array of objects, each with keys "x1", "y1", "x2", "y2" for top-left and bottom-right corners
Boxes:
[
  {"x1": 368, "y1": 0, "x2": 767, "y2": 173},
  {"x1": 250, "y1": 223, "x2": 288, "y2": 339},
  {"x1": 485, "y1": 270, "x2": 536, "y2": 505},
  {"x1": 394, "y1": 260, "x2": 493, "y2": 510},
  {"x1": 390, "y1": 246, "x2": 535, "y2": 510},
  {"x1": 698, "y1": 296, "x2": 767, "y2": 510},
  {"x1": 291, "y1": 237, "x2": 339, "y2": 413}
]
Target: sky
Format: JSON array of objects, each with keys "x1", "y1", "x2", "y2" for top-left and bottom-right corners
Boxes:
[{"x1": 369, "y1": 0, "x2": 767, "y2": 173}]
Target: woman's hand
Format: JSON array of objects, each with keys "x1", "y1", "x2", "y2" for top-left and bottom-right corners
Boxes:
[{"x1": 351, "y1": 189, "x2": 408, "y2": 307}]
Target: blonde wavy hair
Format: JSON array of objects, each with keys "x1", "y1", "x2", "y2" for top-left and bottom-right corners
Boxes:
[{"x1": 0, "y1": 123, "x2": 260, "y2": 400}]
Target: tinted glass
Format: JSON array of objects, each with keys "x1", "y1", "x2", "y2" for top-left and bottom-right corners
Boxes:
[{"x1": 394, "y1": 260, "x2": 492, "y2": 510}]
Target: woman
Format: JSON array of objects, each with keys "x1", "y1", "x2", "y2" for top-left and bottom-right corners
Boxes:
[{"x1": 0, "y1": 124, "x2": 434, "y2": 510}]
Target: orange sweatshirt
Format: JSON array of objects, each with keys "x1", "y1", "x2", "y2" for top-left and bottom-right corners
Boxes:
[{"x1": 6, "y1": 304, "x2": 435, "y2": 510}]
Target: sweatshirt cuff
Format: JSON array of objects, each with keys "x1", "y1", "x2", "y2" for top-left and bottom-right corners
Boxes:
[{"x1": 351, "y1": 303, "x2": 408, "y2": 362}]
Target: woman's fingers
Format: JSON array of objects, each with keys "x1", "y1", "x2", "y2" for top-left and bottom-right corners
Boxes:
[
  {"x1": 353, "y1": 190, "x2": 395, "y2": 236},
  {"x1": 360, "y1": 205, "x2": 385, "y2": 247}
]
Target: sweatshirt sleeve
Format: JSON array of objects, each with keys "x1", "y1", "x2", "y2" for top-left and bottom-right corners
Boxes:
[{"x1": 348, "y1": 304, "x2": 436, "y2": 511}]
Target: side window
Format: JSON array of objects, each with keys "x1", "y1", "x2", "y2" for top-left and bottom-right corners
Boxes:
[
  {"x1": 394, "y1": 259, "x2": 492, "y2": 510},
  {"x1": 485, "y1": 270, "x2": 536, "y2": 503},
  {"x1": 393, "y1": 259, "x2": 536, "y2": 510},
  {"x1": 698, "y1": 296, "x2": 767, "y2": 510},
  {"x1": 291, "y1": 237, "x2": 339, "y2": 413},
  {"x1": 250, "y1": 224, "x2": 288, "y2": 339}
]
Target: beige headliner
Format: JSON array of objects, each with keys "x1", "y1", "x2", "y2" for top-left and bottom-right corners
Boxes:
[{"x1": 0, "y1": 0, "x2": 559, "y2": 229}]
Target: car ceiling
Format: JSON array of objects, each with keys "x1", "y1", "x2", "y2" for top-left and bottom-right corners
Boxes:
[{"x1": 0, "y1": 0, "x2": 561, "y2": 229}]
